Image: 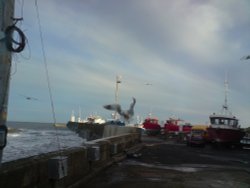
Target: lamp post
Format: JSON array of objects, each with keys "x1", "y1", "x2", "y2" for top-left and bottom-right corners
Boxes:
[{"x1": 114, "y1": 75, "x2": 121, "y2": 119}]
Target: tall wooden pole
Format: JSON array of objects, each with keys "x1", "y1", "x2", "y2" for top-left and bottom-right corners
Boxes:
[{"x1": 0, "y1": 0, "x2": 14, "y2": 165}]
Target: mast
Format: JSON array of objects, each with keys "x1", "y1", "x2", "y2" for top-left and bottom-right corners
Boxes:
[
  {"x1": 0, "y1": 0, "x2": 15, "y2": 165},
  {"x1": 78, "y1": 107, "x2": 81, "y2": 122},
  {"x1": 222, "y1": 71, "x2": 233, "y2": 116},
  {"x1": 70, "y1": 110, "x2": 75, "y2": 122},
  {"x1": 223, "y1": 72, "x2": 229, "y2": 112}
]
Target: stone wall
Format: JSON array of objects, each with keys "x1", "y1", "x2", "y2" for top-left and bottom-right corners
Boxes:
[
  {"x1": 67, "y1": 122, "x2": 142, "y2": 141},
  {"x1": 0, "y1": 133, "x2": 141, "y2": 188}
]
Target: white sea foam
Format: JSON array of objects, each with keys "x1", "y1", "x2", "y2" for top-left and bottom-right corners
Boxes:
[{"x1": 2, "y1": 122, "x2": 85, "y2": 163}]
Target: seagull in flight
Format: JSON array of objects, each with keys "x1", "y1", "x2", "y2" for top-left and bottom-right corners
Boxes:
[
  {"x1": 19, "y1": 94, "x2": 38, "y2": 101},
  {"x1": 103, "y1": 97, "x2": 136, "y2": 122},
  {"x1": 240, "y1": 55, "x2": 250, "y2": 60}
]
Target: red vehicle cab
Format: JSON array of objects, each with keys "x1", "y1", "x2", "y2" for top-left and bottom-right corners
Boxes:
[{"x1": 143, "y1": 117, "x2": 161, "y2": 136}]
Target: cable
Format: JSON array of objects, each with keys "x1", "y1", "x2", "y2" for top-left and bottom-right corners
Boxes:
[
  {"x1": 34, "y1": 2, "x2": 66, "y2": 180},
  {"x1": 5, "y1": 25, "x2": 26, "y2": 53},
  {"x1": 21, "y1": 36, "x2": 31, "y2": 60},
  {"x1": 35, "y1": 0, "x2": 57, "y2": 125}
]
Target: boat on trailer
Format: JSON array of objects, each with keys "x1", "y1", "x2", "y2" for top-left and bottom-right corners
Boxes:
[{"x1": 206, "y1": 78, "x2": 245, "y2": 147}]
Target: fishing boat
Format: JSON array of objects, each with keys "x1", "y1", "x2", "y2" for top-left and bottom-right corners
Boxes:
[
  {"x1": 206, "y1": 78, "x2": 245, "y2": 146},
  {"x1": 164, "y1": 118, "x2": 192, "y2": 135},
  {"x1": 142, "y1": 117, "x2": 161, "y2": 136},
  {"x1": 207, "y1": 113, "x2": 245, "y2": 146},
  {"x1": 66, "y1": 114, "x2": 106, "y2": 141}
]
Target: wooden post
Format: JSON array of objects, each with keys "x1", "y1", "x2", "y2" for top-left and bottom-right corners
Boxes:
[{"x1": 0, "y1": 0, "x2": 14, "y2": 165}]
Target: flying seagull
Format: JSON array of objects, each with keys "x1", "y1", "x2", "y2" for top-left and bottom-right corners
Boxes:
[
  {"x1": 19, "y1": 94, "x2": 38, "y2": 101},
  {"x1": 240, "y1": 55, "x2": 250, "y2": 60},
  {"x1": 145, "y1": 82, "x2": 152, "y2": 86},
  {"x1": 103, "y1": 97, "x2": 136, "y2": 122}
]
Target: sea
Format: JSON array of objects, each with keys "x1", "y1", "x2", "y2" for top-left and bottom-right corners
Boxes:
[{"x1": 2, "y1": 121, "x2": 85, "y2": 163}]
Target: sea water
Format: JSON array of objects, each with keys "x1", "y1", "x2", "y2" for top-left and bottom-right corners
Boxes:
[{"x1": 2, "y1": 121, "x2": 85, "y2": 163}]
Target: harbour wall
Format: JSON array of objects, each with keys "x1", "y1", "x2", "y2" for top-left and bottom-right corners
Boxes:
[
  {"x1": 67, "y1": 122, "x2": 142, "y2": 141},
  {"x1": 0, "y1": 131, "x2": 141, "y2": 188}
]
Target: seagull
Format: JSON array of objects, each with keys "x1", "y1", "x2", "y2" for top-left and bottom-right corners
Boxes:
[
  {"x1": 240, "y1": 55, "x2": 250, "y2": 60},
  {"x1": 103, "y1": 97, "x2": 136, "y2": 122},
  {"x1": 19, "y1": 94, "x2": 38, "y2": 101}
]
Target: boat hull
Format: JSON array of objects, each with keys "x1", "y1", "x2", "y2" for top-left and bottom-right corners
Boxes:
[
  {"x1": 206, "y1": 127, "x2": 245, "y2": 144},
  {"x1": 66, "y1": 121, "x2": 105, "y2": 141},
  {"x1": 144, "y1": 128, "x2": 161, "y2": 136}
]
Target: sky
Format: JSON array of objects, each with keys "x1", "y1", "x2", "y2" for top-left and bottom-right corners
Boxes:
[{"x1": 6, "y1": 0, "x2": 250, "y2": 127}]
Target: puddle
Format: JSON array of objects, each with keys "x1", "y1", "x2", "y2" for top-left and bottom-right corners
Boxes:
[
  {"x1": 147, "y1": 177, "x2": 162, "y2": 181},
  {"x1": 123, "y1": 160, "x2": 201, "y2": 172},
  {"x1": 199, "y1": 154, "x2": 249, "y2": 164}
]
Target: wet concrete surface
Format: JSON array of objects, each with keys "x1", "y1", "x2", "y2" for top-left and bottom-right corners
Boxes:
[{"x1": 84, "y1": 135, "x2": 250, "y2": 188}]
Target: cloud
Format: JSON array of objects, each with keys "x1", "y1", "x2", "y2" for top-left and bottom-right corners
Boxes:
[{"x1": 8, "y1": 0, "x2": 250, "y2": 127}]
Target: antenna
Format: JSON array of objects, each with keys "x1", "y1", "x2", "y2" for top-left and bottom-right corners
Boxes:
[{"x1": 70, "y1": 110, "x2": 75, "y2": 122}]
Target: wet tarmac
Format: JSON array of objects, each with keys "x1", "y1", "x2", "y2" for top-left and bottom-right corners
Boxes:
[{"x1": 84, "y1": 135, "x2": 250, "y2": 188}]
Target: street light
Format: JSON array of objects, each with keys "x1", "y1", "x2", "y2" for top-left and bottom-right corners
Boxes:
[
  {"x1": 115, "y1": 75, "x2": 122, "y2": 104},
  {"x1": 114, "y1": 75, "x2": 122, "y2": 119}
]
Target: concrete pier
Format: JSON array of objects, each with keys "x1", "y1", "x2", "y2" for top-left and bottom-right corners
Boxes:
[
  {"x1": 0, "y1": 132, "x2": 141, "y2": 188},
  {"x1": 85, "y1": 135, "x2": 250, "y2": 188}
]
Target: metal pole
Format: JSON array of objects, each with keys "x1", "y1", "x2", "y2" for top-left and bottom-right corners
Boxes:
[
  {"x1": 0, "y1": 0, "x2": 14, "y2": 165},
  {"x1": 114, "y1": 75, "x2": 121, "y2": 119},
  {"x1": 115, "y1": 77, "x2": 119, "y2": 104}
]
